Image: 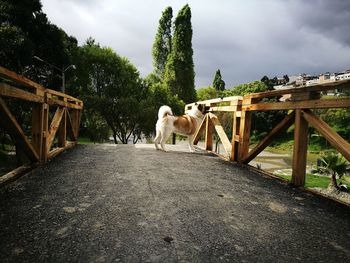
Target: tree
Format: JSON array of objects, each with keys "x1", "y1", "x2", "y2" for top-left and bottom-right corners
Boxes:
[
  {"x1": 318, "y1": 152, "x2": 350, "y2": 190},
  {"x1": 164, "y1": 4, "x2": 196, "y2": 104},
  {"x1": 0, "y1": 0, "x2": 78, "y2": 90},
  {"x1": 152, "y1": 7, "x2": 172, "y2": 78},
  {"x1": 197, "y1": 86, "x2": 217, "y2": 101},
  {"x1": 77, "y1": 40, "x2": 144, "y2": 144},
  {"x1": 213, "y1": 69, "x2": 225, "y2": 92}
]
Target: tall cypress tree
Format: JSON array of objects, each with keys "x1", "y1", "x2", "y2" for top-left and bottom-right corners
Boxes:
[
  {"x1": 152, "y1": 7, "x2": 172, "y2": 78},
  {"x1": 164, "y1": 4, "x2": 196, "y2": 104},
  {"x1": 213, "y1": 69, "x2": 225, "y2": 92}
]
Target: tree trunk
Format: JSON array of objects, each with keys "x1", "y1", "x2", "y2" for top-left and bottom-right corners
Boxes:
[
  {"x1": 329, "y1": 173, "x2": 340, "y2": 190},
  {"x1": 113, "y1": 133, "x2": 118, "y2": 144}
]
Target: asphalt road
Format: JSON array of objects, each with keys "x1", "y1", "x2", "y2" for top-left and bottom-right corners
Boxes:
[{"x1": 0, "y1": 144, "x2": 349, "y2": 262}]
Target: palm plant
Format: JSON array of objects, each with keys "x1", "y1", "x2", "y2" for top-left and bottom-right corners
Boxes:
[{"x1": 317, "y1": 152, "x2": 350, "y2": 190}]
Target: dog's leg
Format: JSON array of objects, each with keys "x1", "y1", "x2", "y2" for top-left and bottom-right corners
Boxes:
[
  {"x1": 188, "y1": 135, "x2": 195, "y2": 152},
  {"x1": 154, "y1": 129, "x2": 161, "y2": 150},
  {"x1": 160, "y1": 130, "x2": 171, "y2": 152}
]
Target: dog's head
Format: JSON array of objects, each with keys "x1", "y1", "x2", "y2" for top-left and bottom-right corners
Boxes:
[{"x1": 192, "y1": 103, "x2": 206, "y2": 118}]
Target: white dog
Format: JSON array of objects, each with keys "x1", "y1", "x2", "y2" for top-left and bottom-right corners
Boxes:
[{"x1": 154, "y1": 104, "x2": 206, "y2": 152}]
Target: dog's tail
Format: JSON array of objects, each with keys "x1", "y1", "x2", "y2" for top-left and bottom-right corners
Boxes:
[{"x1": 158, "y1": 105, "x2": 173, "y2": 119}]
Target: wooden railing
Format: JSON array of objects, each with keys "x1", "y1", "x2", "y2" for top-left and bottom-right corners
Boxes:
[
  {"x1": 0, "y1": 66, "x2": 83, "y2": 182},
  {"x1": 186, "y1": 80, "x2": 350, "y2": 186}
]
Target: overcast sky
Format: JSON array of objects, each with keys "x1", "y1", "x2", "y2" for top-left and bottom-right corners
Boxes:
[{"x1": 41, "y1": 0, "x2": 350, "y2": 88}]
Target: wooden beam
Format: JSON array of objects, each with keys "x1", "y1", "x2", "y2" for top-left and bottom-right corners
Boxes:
[
  {"x1": 291, "y1": 109, "x2": 309, "y2": 186},
  {"x1": 209, "y1": 113, "x2": 232, "y2": 158},
  {"x1": 302, "y1": 110, "x2": 350, "y2": 162},
  {"x1": 0, "y1": 66, "x2": 45, "y2": 91},
  {"x1": 185, "y1": 96, "x2": 242, "y2": 110},
  {"x1": 208, "y1": 105, "x2": 240, "y2": 112},
  {"x1": 47, "y1": 107, "x2": 65, "y2": 150},
  {"x1": 194, "y1": 114, "x2": 207, "y2": 145},
  {"x1": 32, "y1": 104, "x2": 45, "y2": 161},
  {"x1": 47, "y1": 97, "x2": 83, "y2": 110},
  {"x1": 238, "y1": 98, "x2": 253, "y2": 162},
  {"x1": 0, "y1": 164, "x2": 34, "y2": 186},
  {"x1": 242, "y1": 111, "x2": 295, "y2": 164},
  {"x1": 66, "y1": 110, "x2": 77, "y2": 141},
  {"x1": 42, "y1": 104, "x2": 49, "y2": 162},
  {"x1": 231, "y1": 111, "x2": 240, "y2": 161},
  {"x1": 58, "y1": 107, "x2": 67, "y2": 147},
  {"x1": 205, "y1": 114, "x2": 213, "y2": 151},
  {"x1": 244, "y1": 79, "x2": 350, "y2": 99},
  {"x1": 48, "y1": 141, "x2": 76, "y2": 159},
  {"x1": 242, "y1": 98, "x2": 350, "y2": 111},
  {"x1": 0, "y1": 83, "x2": 44, "y2": 103},
  {"x1": 0, "y1": 97, "x2": 39, "y2": 162},
  {"x1": 46, "y1": 88, "x2": 83, "y2": 104}
]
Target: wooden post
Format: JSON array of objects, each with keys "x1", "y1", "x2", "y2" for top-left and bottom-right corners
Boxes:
[
  {"x1": 42, "y1": 103, "x2": 49, "y2": 162},
  {"x1": 231, "y1": 99, "x2": 242, "y2": 161},
  {"x1": 238, "y1": 98, "x2": 253, "y2": 162},
  {"x1": 31, "y1": 103, "x2": 44, "y2": 161},
  {"x1": 291, "y1": 109, "x2": 309, "y2": 186},
  {"x1": 205, "y1": 114, "x2": 213, "y2": 151},
  {"x1": 58, "y1": 105, "x2": 67, "y2": 148}
]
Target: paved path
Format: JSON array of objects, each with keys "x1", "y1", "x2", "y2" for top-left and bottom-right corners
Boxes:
[{"x1": 0, "y1": 144, "x2": 349, "y2": 262}]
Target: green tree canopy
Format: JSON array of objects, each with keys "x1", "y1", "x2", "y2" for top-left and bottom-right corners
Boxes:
[
  {"x1": 197, "y1": 86, "x2": 217, "y2": 101},
  {"x1": 164, "y1": 4, "x2": 196, "y2": 104},
  {"x1": 0, "y1": 0, "x2": 78, "y2": 90},
  {"x1": 213, "y1": 69, "x2": 225, "y2": 92},
  {"x1": 76, "y1": 40, "x2": 145, "y2": 144},
  {"x1": 152, "y1": 6, "x2": 172, "y2": 78}
]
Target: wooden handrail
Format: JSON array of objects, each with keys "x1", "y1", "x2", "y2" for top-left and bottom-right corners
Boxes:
[
  {"x1": 0, "y1": 66, "x2": 83, "y2": 180},
  {"x1": 0, "y1": 66, "x2": 45, "y2": 91},
  {"x1": 244, "y1": 79, "x2": 350, "y2": 99},
  {"x1": 188, "y1": 79, "x2": 350, "y2": 187}
]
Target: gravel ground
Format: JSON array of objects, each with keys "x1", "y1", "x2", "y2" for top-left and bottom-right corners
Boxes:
[{"x1": 0, "y1": 144, "x2": 349, "y2": 262}]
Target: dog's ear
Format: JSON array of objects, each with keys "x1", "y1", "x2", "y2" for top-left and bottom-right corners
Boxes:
[
  {"x1": 195, "y1": 102, "x2": 198, "y2": 106},
  {"x1": 197, "y1": 104, "x2": 204, "y2": 112}
]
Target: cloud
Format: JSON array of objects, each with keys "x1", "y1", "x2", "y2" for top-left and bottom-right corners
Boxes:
[{"x1": 41, "y1": 0, "x2": 350, "y2": 88}]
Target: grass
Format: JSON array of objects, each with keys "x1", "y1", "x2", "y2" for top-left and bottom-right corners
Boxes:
[
  {"x1": 77, "y1": 137, "x2": 95, "y2": 144},
  {"x1": 275, "y1": 173, "x2": 350, "y2": 189}
]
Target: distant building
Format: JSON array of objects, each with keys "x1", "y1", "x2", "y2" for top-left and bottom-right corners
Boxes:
[{"x1": 273, "y1": 69, "x2": 350, "y2": 96}]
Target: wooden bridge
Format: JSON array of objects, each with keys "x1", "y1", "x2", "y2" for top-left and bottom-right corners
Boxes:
[{"x1": 0, "y1": 67, "x2": 350, "y2": 261}]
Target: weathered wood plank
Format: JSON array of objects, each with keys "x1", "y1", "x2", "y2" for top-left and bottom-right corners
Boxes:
[
  {"x1": 47, "y1": 97, "x2": 83, "y2": 110},
  {"x1": 58, "y1": 106, "x2": 67, "y2": 147},
  {"x1": 46, "y1": 88, "x2": 83, "y2": 104},
  {"x1": 291, "y1": 109, "x2": 309, "y2": 186},
  {"x1": 48, "y1": 141, "x2": 76, "y2": 159},
  {"x1": 186, "y1": 96, "x2": 242, "y2": 110},
  {"x1": 209, "y1": 106, "x2": 239, "y2": 112},
  {"x1": 0, "y1": 66, "x2": 45, "y2": 91},
  {"x1": 32, "y1": 104, "x2": 45, "y2": 161},
  {"x1": 0, "y1": 83, "x2": 44, "y2": 103},
  {"x1": 209, "y1": 113, "x2": 232, "y2": 158},
  {"x1": 242, "y1": 98, "x2": 350, "y2": 111},
  {"x1": 0, "y1": 97, "x2": 39, "y2": 162},
  {"x1": 42, "y1": 104, "x2": 49, "y2": 162},
  {"x1": 205, "y1": 115, "x2": 213, "y2": 151},
  {"x1": 47, "y1": 107, "x2": 65, "y2": 150},
  {"x1": 245, "y1": 79, "x2": 350, "y2": 99},
  {"x1": 231, "y1": 112, "x2": 240, "y2": 161},
  {"x1": 302, "y1": 110, "x2": 350, "y2": 162},
  {"x1": 0, "y1": 164, "x2": 35, "y2": 186},
  {"x1": 238, "y1": 98, "x2": 253, "y2": 162},
  {"x1": 242, "y1": 111, "x2": 295, "y2": 164},
  {"x1": 66, "y1": 110, "x2": 77, "y2": 141},
  {"x1": 194, "y1": 114, "x2": 207, "y2": 145}
]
